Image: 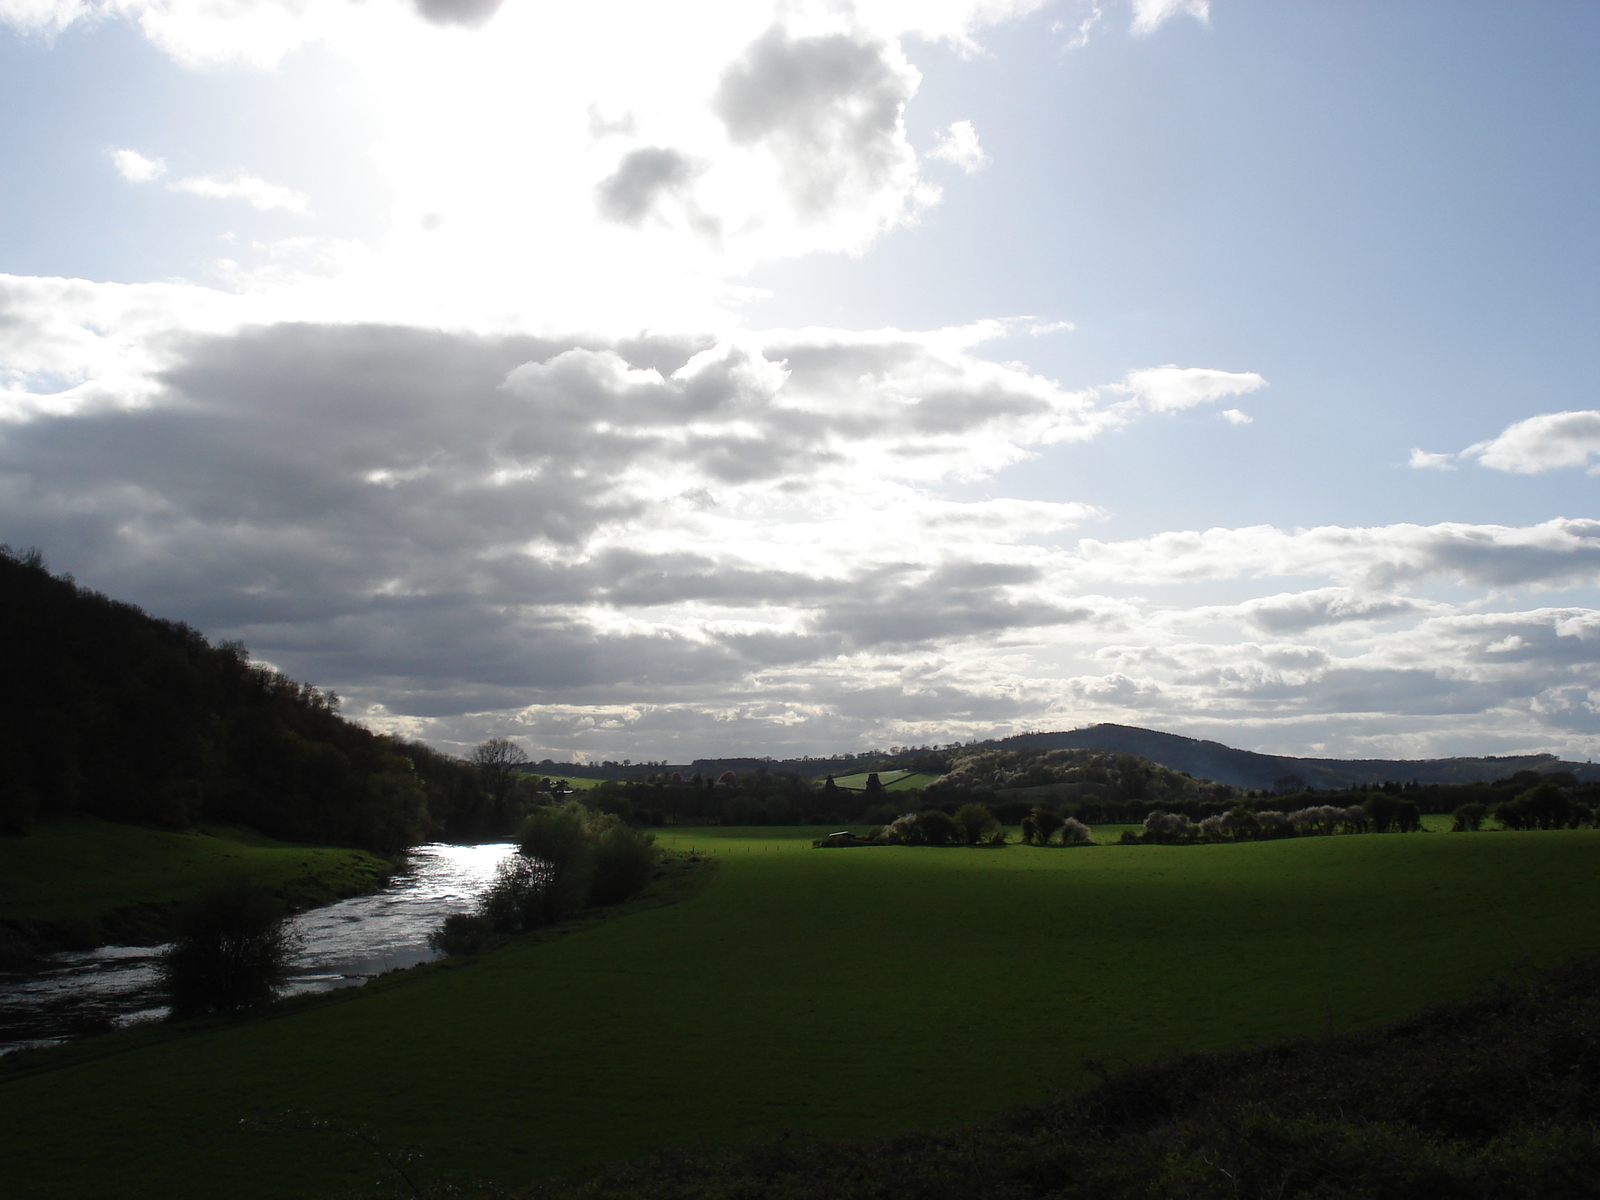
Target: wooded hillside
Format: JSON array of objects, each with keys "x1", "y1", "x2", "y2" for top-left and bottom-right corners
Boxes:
[{"x1": 0, "y1": 548, "x2": 483, "y2": 851}]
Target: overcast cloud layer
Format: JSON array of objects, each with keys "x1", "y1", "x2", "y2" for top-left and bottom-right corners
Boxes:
[{"x1": 4, "y1": 0, "x2": 1600, "y2": 762}]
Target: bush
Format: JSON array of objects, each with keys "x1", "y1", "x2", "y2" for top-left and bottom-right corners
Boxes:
[
  {"x1": 1029, "y1": 806, "x2": 1065, "y2": 846},
  {"x1": 953, "y1": 802, "x2": 999, "y2": 846},
  {"x1": 913, "y1": 809, "x2": 961, "y2": 846},
  {"x1": 589, "y1": 820, "x2": 659, "y2": 905},
  {"x1": 159, "y1": 881, "x2": 300, "y2": 1017},
  {"x1": 427, "y1": 911, "x2": 496, "y2": 956},
  {"x1": 1059, "y1": 817, "x2": 1093, "y2": 845},
  {"x1": 1142, "y1": 811, "x2": 1197, "y2": 842},
  {"x1": 477, "y1": 854, "x2": 551, "y2": 933},
  {"x1": 1452, "y1": 801, "x2": 1488, "y2": 832},
  {"x1": 518, "y1": 803, "x2": 595, "y2": 921}
]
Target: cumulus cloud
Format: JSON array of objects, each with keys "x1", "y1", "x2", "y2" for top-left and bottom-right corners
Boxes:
[
  {"x1": 1409, "y1": 448, "x2": 1456, "y2": 470},
  {"x1": 1463, "y1": 410, "x2": 1600, "y2": 474},
  {"x1": 170, "y1": 171, "x2": 309, "y2": 213},
  {"x1": 1130, "y1": 0, "x2": 1209, "y2": 36},
  {"x1": 1218, "y1": 408, "x2": 1251, "y2": 425},
  {"x1": 712, "y1": 22, "x2": 929, "y2": 229},
  {"x1": 928, "y1": 120, "x2": 988, "y2": 172},
  {"x1": 594, "y1": 147, "x2": 705, "y2": 228},
  {"x1": 1114, "y1": 364, "x2": 1267, "y2": 413},
  {"x1": 110, "y1": 148, "x2": 166, "y2": 182}
]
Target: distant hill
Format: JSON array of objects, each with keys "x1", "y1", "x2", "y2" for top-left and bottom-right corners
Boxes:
[{"x1": 988, "y1": 724, "x2": 1600, "y2": 791}]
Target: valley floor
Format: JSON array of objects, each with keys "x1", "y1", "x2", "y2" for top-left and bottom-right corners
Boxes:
[{"x1": 2, "y1": 825, "x2": 1597, "y2": 1198}]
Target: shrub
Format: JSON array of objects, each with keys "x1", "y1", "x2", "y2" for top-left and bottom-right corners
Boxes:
[
  {"x1": 1059, "y1": 817, "x2": 1093, "y2": 845},
  {"x1": 1223, "y1": 807, "x2": 1260, "y2": 839},
  {"x1": 984, "y1": 823, "x2": 1008, "y2": 846},
  {"x1": 913, "y1": 809, "x2": 961, "y2": 846},
  {"x1": 427, "y1": 911, "x2": 495, "y2": 956},
  {"x1": 1030, "y1": 806, "x2": 1065, "y2": 846},
  {"x1": 1452, "y1": 802, "x2": 1487, "y2": 832},
  {"x1": 518, "y1": 803, "x2": 595, "y2": 921},
  {"x1": 1143, "y1": 811, "x2": 1196, "y2": 842},
  {"x1": 1255, "y1": 810, "x2": 1291, "y2": 837},
  {"x1": 159, "y1": 880, "x2": 300, "y2": 1017},
  {"x1": 882, "y1": 813, "x2": 919, "y2": 844},
  {"x1": 589, "y1": 820, "x2": 659, "y2": 905},
  {"x1": 477, "y1": 854, "x2": 551, "y2": 933},
  {"x1": 953, "y1": 802, "x2": 999, "y2": 846},
  {"x1": 1364, "y1": 794, "x2": 1401, "y2": 833}
]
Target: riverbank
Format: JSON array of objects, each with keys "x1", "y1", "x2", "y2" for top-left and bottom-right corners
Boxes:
[{"x1": 0, "y1": 816, "x2": 395, "y2": 964}]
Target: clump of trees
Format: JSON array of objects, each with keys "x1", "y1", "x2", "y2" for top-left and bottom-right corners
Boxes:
[
  {"x1": 427, "y1": 801, "x2": 659, "y2": 956},
  {"x1": 159, "y1": 880, "x2": 301, "y2": 1016},
  {"x1": 1127, "y1": 802, "x2": 1385, "y2": 844}
]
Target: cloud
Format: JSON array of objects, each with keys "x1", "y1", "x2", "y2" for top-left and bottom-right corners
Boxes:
[
  {"x1": 1462, "y1": 410, "x2": 1600, "y2": 474},
  {"x1": 1114, "y1": 365, "x2": 1267, "y2": 413},
  {"x1": 110, "y1": 148, "x2": 166, "y2": 183},
  {"x1": 928, "y1": 120, "x2": 988, "y2": 172},
  {"x1": 1070, "y1": 519, "x2": 1600, "y2": 591},
  {"x1": 1228, "y1": 588, "x2": 1424, "y2": 635},
  {"x1": 1130, "y1": 0, "x2": 1209, "y2": 36},
  {"x1": 594, "y1": 147, "x2": 704, "y2": 227},
  {"x1": 170, "y1": 172, "x2": 309, "y2": 213},
  {"x1": 412, "y1": 0, "x2": 502, "y2": 29},
  {"x1": 712, "y1": 22, "x2": 929, "y2": 229},
  {"x1": 1409, "y1": 448, "x2": 1456, "y2": 470},
  {"x1": 1218, "y1": 408, "x2": 1251, "y2": 425}
]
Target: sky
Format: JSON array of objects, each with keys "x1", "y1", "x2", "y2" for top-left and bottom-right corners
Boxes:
[{"x1": 3, "y1": 0, "x2": 1600, "y2": 764}]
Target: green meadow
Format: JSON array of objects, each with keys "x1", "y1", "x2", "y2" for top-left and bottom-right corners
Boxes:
[
  {"x1": 0, "y1": 817, "x2": 392, "y2": 942},
  {"x1": 4, "y1": 826, "x2": 1600, "y2": 1199}
]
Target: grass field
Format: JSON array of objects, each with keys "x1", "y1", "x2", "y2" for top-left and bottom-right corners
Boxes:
[
  {"x1": 3, "y1": 826, "x2": 1598, "y2": 1198},
  {"x1": 826, "y1": 769, "x2": 940, "y2": 791},
  {"x1": 0, "y1": 817, "x2": 393, "y2": 944}
]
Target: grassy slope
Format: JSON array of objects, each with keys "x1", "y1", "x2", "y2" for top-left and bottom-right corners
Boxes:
[
  {"x1": 3, "y1": 828, "x2": 1599, "y2": 1199},
  {"x1": 827, "y1": 770, "x2": 940, "y2": 792},
  {"x1": 0, "y1": 816, "x2": 392, "y2": 939}
]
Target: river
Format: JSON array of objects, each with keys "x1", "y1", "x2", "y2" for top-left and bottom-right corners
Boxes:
[{"x1": 0, "y1": 841, "x2": 514, "y2": 1057}]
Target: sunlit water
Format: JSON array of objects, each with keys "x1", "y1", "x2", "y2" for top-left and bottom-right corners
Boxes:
[{"x1": 0, "y1": 841, "x2": 514, "y2": 1057}]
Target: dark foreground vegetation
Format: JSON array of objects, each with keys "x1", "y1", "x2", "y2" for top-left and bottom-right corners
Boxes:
[
  {"x1": 380, "y1": 954, "x2": 1600, "y2": 1200},
  {"x1": 0, "y1": 547, "x2": 498, "y2": 850},
  {"x1": 160, "y1": 881, "x2": 300, "y2": 1016}
]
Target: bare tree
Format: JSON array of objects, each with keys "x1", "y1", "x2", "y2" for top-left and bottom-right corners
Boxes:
[{"x1": 471, "y1": 738, "x2": 530, "y2": 828}]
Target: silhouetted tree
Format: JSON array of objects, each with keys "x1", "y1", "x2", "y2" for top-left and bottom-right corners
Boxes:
[
  {"x1": 160, "y1": 881, "x2": 300, "y2": 1016},
  {"x1": 471, "y1": 738, "x2": 531, "y2": 828}
]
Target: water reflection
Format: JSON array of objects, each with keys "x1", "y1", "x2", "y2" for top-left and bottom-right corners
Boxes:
[{"x1": 0, "y1": 842, "x2": 513, "y2": 1056}]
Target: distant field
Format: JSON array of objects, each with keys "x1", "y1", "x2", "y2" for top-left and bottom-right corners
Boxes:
[
  {"x1": 826, "y1": 769, "x2": 940, "y2": 792},
  {"x1": 4, "y1": 826, "x2": 1598, "y2": 1198},
  {"x1": 0, "y1": 817, "x2": 392, "y2": 938}
]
